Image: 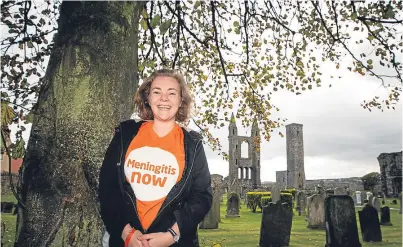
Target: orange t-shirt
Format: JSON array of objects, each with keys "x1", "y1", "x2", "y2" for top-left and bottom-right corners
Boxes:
[{"x1": 124, "y1": 121, "x2": 185, "y2": 230}]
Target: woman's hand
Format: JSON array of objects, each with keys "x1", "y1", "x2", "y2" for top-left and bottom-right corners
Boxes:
[
  {"x1": 122, "y1": 224, "x2": 148, "y2": 247},
  {"x1": 137, "y1": 232, "x2": 174, "y2": 247},
  {"x1": 128, "y1": 230, "x2": 148, "y2": 247}
]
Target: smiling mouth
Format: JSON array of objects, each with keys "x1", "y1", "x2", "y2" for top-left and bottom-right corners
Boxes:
[{"x1": 157, "y1": 105, "x2": 171, "y2": 110}]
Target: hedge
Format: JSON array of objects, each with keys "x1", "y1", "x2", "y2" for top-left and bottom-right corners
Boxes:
[
  {"x1": 246, "y1": 192, "x2": 271, "y2": 212},
  {"x1": 260, "y1": 192, "x2": 293, "y2": 211}
]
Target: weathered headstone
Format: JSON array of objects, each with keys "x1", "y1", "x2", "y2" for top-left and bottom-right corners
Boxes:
[
  {"x1": 296, "y1": 191, "x2": 307, "y2": 216},
  {"x1": 200, "y1": 174, "x2": 223, "y2": 229},
  {"x1": 372, "y1": 196, "x2": 380, "y2": 212},
  {"x1": 307, "y1": 194, "x2": 325, "y2": 229},
  {"x1": 271, "y1": 185, "x2": 281, "y2": 203},
  {"x1": 358, "y1": 204, "x2": 382, "y2": 242},
  {"x1": 366, "y1": 192, "x2": 373, "y2": 201},
  {"x1": 399, "y1": 192, "x2": 402, "y2": 214},
  {"x1": 259, "y1": 202, "x2": 293, "y2": 247},
  {"x1": 324, "y1": 195, "x2": 361, "y2": 247},
  {"x1": 334, "y1": 187, "x2": 346, "y2": 195},
  {"x1": 367, "y1": 195, "x2": 374, "y2": 207},
  {"x1": 1, "y1": 202, "x2": 14, "y2": 213},
  {"x1": 226, "y1": 192, "x2": 240, "y2": 218},
  {"x1": 380, "y1": 206, "x2": 392, "y2": 226},
  {"x1": 355, "y1": 191, "x2": 362, "y2": 205}
]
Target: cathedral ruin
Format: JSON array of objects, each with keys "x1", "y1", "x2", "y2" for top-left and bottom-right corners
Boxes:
[{"x1": 227, "y1": 113, "x2": 261, "y2": 198}]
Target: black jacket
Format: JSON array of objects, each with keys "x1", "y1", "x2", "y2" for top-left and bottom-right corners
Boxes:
[{"x1": 99, "y1": 120, "x2": 213, "y2": 247}]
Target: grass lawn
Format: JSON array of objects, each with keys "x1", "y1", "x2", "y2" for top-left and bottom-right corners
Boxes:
[
  {"x1": 198, "y1": 197, "x2": 402, "y2": 247},
  {"x1": 1, "y1": 195, "x2": 401, "y2": 247}
]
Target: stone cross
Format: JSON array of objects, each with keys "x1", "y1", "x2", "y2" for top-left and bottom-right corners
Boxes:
[
  {"x1": 358, "y1": 204, "x2": 382, "y2": 242},
  {"x1": 324, "y1": 195, "x2": 362, "y2": 247},
  {"x1": 259, "y1": 202, "x2": 293, "y2": 247}
]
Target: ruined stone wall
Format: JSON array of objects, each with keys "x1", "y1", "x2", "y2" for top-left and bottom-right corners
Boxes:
[{"x1": 378, "y1": 151, "x2": 402, "y2": 197}]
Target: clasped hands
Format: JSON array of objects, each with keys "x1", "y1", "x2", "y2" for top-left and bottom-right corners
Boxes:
[{"x1": 130, "y1": 231, "x2": 175, "y2": 247}]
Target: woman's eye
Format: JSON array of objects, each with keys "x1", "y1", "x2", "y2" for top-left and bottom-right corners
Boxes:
[
  {"x1": 153, "y1": 91, "x2": 160, "y2": 94},
  {"x1": 169, "y1": 93, "x2": 176, "y2": 96}
]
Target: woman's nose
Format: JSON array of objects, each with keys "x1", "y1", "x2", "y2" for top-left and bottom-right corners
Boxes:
[{"x1": 160, "y1": 93, "x2": 169, "y2": 101}]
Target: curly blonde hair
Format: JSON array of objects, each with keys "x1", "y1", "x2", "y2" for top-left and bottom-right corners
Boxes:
[{"x1": 134, "y1": 69, "x2": 193, "y2": 123}]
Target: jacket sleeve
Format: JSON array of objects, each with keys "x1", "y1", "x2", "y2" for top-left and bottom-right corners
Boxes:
[
  {"x1": 98, "y1": 127, "x2": 128, "y2": 239},
  {"x1": 173, "y1": 142, "x2": 213, "y2": 236}
]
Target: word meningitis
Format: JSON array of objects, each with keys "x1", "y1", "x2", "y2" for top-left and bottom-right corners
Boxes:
[{"x1": 126, "y1": 159, "x2": 177, "y2": 175}]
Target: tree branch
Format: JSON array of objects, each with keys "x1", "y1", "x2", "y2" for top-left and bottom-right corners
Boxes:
[{"x1": 311, "y1": 0, "x2": 386, "y2": 84}]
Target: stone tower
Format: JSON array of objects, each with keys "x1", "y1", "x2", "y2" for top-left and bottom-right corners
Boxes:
[
  {"x1": 228, "y1": 113, "x2": 261, "y2": 197},
  {"x1": 286, "y1": 123, "x2": 306, "y2": 189}
]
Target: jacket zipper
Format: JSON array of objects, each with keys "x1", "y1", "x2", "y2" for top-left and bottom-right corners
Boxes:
[
  {"x1": 118, "y1": 123, "x2": 142, "y2": 231},
  {"x1": 144, "y1": 139, "x2": 201, "y2": 233}
]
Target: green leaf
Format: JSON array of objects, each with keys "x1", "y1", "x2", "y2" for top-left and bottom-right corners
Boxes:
[
  {"x1": 1, "y1": 102, "x2": 16, "y2": 126},
  {"x1": 368, "y1": 35, "x2": 374, "y2": 41},
  {"x1": 140, "y1": 19, "x2": 148, "y2": 31},
  {"x1": 367, "y1": 59, "x2": 373, "y2": 65},
  {"x1": 159, "y1": 20, "x2": 171, "y2": 34},
  {"x1": 150, "y1": 15, "x2": 161, "y2": 28},
  {"x1": 12, "y1": 138, "x2": 25, "y2": 159},
  {"x1": 351, "y1": 12, "x2": 357, "y2": 20}
]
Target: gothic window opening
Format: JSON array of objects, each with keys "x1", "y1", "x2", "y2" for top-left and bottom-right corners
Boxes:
[{"x1": 241, "y1": 141, "x2": 249, "y2": 158}]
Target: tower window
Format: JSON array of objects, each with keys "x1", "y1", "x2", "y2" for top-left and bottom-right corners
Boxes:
[
  {"x1": 233, "y1": 129, "x2": 235, "y2": 134},
  {"x1": 236, "y1": 159, "x2": 238, "y2": 165}
]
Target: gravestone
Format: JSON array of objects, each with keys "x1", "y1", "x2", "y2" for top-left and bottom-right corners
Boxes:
[
  {"x1": 324, "y1": 195, "x2": 361, "y2": 247},
  {"x1": 307, "y1": 194, "x2": 325, "y2": 229},
  {"x1": 0, "y1": 202, "x2": 14, "y2": 213},
  {"x1": 271, "y1": 185, "x2": 281, "y2": 203},
  {"x1": 296, "y1": 191, "x2": 307, "y2": 216},
  {"x1": 334, "y1": 187, "x2": 346, "y2": 195},
  {"x1": 355, "y1": 191, "x2": 362, "y2": 205},
  {"x1": 367, "y1": 195, "x2": 374, "y2": 207},
  {"x1": 226, "y1": 193, "x2": 240, "y2": 218},
  {"x1": 380, "y1": 206, "x2": 392, "y2": 226},
  {"x1": 399, "y1": 192, "x2": 402, "y2": 214},
  {"x1": 200, "y1": 174, "x2": 223, "y2": 229},
  {"x1": 358, "y1": 204, "x2": 382, "y2": 242},
  {"x1": 366, "y1": 192, "x2": 373, "y2": 201},
  {"x1": 372, "y1": 196, "x2": 380, "y2": 212},
  {"x1": 259, "y1": 202, "x2": 293, "y2": 247}
]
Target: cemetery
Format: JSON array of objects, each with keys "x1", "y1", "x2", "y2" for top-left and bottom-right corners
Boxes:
[
  {"x1": 1, "y1": 117, "x2": 402, "y2": 246},
  {"x1": 1, "y1": 1, "x2": 402, "y2": 246}
]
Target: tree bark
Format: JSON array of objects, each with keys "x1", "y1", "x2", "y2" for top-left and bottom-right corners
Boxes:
[{"x1": 15, "y1": 2, "x2": 145, "y2": 246}]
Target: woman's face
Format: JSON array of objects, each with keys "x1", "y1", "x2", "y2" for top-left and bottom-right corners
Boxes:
[{"x1": 148, "y1": 76, "x2": 181, "y2": 123}]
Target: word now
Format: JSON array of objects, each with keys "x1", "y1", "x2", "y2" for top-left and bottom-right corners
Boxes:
[{"x1": 129, "y1": 172, "x2": 167, "y2": 187}]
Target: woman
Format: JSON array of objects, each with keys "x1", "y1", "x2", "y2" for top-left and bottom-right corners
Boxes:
[{"x1": 99, "y1": 69, "x2": 212, "y2": 247}]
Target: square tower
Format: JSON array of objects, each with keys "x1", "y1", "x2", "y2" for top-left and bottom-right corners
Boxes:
[{"x1": 286, "y1": 123, "x2": 306, "y2": 189}]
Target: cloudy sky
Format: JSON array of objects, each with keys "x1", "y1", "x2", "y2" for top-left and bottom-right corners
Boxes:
[{"x1": 194, "y1": 61, "x2": 402, "y2": 182}]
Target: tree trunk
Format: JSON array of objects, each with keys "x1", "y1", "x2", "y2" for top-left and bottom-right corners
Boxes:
[{"x1": 16, "y1": 2, "x2": 145, "y2": 246}]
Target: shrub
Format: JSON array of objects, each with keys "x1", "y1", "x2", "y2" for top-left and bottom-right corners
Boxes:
[
  {"x1": 246, "y1": 192, "x2": 271, "y2": 212},
  {"x1": 260, "y1": 193, "x2": 293, "y2": 211},
  {"x1": 261, "y1": 196, "x2": 272, "y2": 207}
]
